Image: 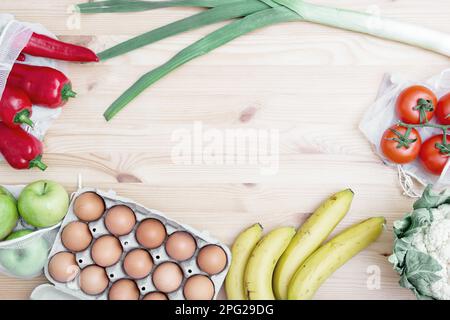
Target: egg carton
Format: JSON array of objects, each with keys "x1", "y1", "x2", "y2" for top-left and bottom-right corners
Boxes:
[{"x1": 42, "y1": 187, "x2": 231, "y2": 300}]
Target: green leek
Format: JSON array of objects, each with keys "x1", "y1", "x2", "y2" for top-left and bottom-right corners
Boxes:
[
  {"x1": 103, "y1": 6, "x2": 300, "y2": 120},
  {"x1": 98, "y1": 0, "x2": 271, "y2": 61},
  {"x1": 77, "y1": 0, "x2": 234, "y2": 14},
  {"x1": 77, "y1": 0, "x2": 450, "y2": 121}
]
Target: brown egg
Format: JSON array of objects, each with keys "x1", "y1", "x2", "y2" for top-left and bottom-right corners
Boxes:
[
  {"x1": 73, "y1": 192, "x2": 105, "y2": 222},
  {"x1": 183, "y1": 275, "x2": 215, "y2": 300},
  {"x1": 91, "y1": 235, "x2": 123, "y2": 267},
  {"x1": 136, "y1": 219, "x2": 166, "y2": 249},
  {"x1": 152, "y1": 262, "x2": 183, "y2": 293},
  {"x1": 197, "y1": 245, "x2": 228, "y2": 275},
  {"x1": 123, "y1": 249, "x2": 153, "y2": 279},
  {"x1": 142, "y1": 292, "x2": 168, "y2": 300},
  {"x1": 48, "y1": 252, "x2": 80, "y2": 283},
  {"x1": 165, "y1": 231, "x2": 197, "y2": 261},
  {"x1": 61, "y1": 221, "x2": 93, "y2": 252},
  {"x1": 105, "y1": 205, "x2": 136, "y2": 236},
  {"x1": 79, "y1": 265, "x2": 109, "y2": 295},
  {"x1": 108, "y1": 279, "x2": 140, "y2": 300}
]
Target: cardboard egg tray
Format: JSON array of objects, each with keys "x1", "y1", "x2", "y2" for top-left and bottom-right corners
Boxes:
[{"x1": 44, "y1": 188, "x2": 231, "y2": 300}]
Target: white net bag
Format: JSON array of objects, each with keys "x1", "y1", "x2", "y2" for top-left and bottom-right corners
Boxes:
[
  {"x1": 0, "y1": 185, "x2": 60, "y2": 279},
  {"x1": 0, "y1": 14, "x2": 67, "y2": 279},
  {"x1": 0, "y1": 15, "x2": 32, "y2": 99},
  {"x1": 0, "y1": 14, "x2": 63, "y2": 159},
  {"x1": 0, "y1": 15, "x2": 67, "y2": 278},
  {"x1": 359, "y1": 69, "x2": 450, "y2": 197}
]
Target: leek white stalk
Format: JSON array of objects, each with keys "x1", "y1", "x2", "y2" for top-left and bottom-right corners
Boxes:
[{"x1": 274, "y1": 0, "x2": 450, "y2": 57}]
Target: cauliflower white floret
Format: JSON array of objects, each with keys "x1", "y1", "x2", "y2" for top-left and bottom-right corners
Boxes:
[
  {"x1": 424, "y1": 219, "x2": 450, "y2": 260},
  {"x1": 412, "y1": 205, "x2": 450, "y2": 300}
]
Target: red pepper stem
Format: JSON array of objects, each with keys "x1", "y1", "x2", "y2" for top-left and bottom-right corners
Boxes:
[
  {"x1": 14, "y1": 109, "x2": 34, "y2": 128},
  {"x1": 62, "y1": 85, "x2": 77, "y2": 100},
  {"x1": 29, "y1": 155, "x2": 47, "y2": 171}
]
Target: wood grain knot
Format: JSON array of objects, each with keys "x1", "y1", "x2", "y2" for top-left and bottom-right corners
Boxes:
[
  {"x1": 116, "y1": 173, "x2": 142, "y2": 183},
  {"x1": 87, "y1": 82, "x2": 97, "y2": 91},
  {"x1": 242, "y1": 183, "x2": 257, "y2": 188},
  {"x1": 239, "y1": 106, "x2": 258, "y2": 123}
]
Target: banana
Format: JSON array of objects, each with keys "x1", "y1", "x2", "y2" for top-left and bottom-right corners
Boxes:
[
  {"x1": 225, "y1": 223, "x2": 263, "y2": 300},
  {"x1": 287, "y1": 216, "x2": 385, "y2": 300},
  {"x1": 273, "y1": 189, "x2": 354, "y2": 300},
  {"x1": 244, "y1": 226, "x2": 296, "y2": 300}
]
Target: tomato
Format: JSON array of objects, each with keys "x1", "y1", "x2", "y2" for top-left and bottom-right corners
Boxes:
[
  {"x1": 435, "y1": 93, "x2": 450, "y2": 125},
  {"x1": 396, "y1": 85, "x2": 438, "y2": 124},
  {"x1": 419, "y1": 134, "x2": 450, "y2": 175},
  {"x1": 380, "y1": 125, "x2": 422, "y2": 164}
]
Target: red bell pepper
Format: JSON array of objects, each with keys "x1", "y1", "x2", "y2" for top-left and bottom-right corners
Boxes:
[
  {"x1": 22, "y1": 33, "x2": 99, "y2": 63},
  {"x1": 0, "y1": 123, "x2": 47, "y2": 171},
  {"x1": 0, "y1": 85, "x2": 34, "y2": 128},
  {"x1": 8, "y1": 63, "x2": 76, "y2": 108},
  {"x1": 16, "y1": 53, "x2": 26, "y2": 62}
]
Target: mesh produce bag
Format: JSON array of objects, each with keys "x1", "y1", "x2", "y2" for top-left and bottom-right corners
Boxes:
[
  {"x1": 0, "y1": 14, "x2": 62, "y2": 153},
  {"x1": 0, "y1": 15, "x2": 66, "y2": 278},
  {"x1": 0, "y1": 15, "x2": 31, "y2": 99},
  {"x1": 360, "y1": 69, "x2": 450, "y2": 197},
  {"x1": 0, "y1": 185, "x2": 59, "y2": 279}
]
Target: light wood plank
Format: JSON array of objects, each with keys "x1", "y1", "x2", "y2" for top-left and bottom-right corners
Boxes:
[{"x1": 1, "y1": 0, "x2": 448, "y2": 300}]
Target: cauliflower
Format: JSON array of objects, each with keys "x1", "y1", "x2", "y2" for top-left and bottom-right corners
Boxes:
[
  {"x1": 390, "y1": 187, "x2": 450, "y2": 300},
  {"x1": 411, "y1": 205, "x2": 450, "y2": 300}
]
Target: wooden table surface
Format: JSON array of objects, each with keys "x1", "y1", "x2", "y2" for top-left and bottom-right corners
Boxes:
[{"x1": 1, "y1": 0, "x2": 449, "y2": 300}]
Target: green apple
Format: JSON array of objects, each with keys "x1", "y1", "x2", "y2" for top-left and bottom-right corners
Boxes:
[
  {"x1": 0, "y1": 229, "x2": 49, "y2": 277},
  {"x1": 0, "y1": 186, "x2": 19, "y2": 240},
  {"x1": 18, "y1": 180, "x2": 69, "y2": 228}
]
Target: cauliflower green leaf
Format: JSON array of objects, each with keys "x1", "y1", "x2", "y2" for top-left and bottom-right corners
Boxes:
[{"x1": 413, "y1": 185, "x2": 450, "y2": 210}]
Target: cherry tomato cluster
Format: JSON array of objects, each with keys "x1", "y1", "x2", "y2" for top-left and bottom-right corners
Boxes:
[{"x1": 380, "y1": 85, "x2": 450, "y2": 176}]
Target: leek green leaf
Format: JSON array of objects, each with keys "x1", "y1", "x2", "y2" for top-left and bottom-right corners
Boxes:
[
  {"x1": 77, "y1": 0, "x2": 237, "y2": 13},
  {"x1": 104, "y1": 6, "x2": 300, "y2": 120},
  {"x1": 98, "y1": 0, "x2": 271, "y2": 61}
]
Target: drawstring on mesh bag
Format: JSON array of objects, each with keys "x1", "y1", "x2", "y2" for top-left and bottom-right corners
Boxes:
[{"x1": 397, "y1": 165, "x2": 421, "y2": 198}]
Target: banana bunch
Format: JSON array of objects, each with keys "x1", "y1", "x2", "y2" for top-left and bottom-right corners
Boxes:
[{"x1": 225, "y1": 189, "x2": 385, "y2": 300}]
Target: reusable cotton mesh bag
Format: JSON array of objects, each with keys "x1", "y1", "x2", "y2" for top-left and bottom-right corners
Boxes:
[
  {"x1": 360, "y1": 69, "x2": 450, "y2": 197},
  {"x1": 0, "y1": 14, "x2": 62, "y2": 147},
  {"x1": 0, "y1": 185, "x2": 60, "y2": 279},
  {"x1": 0, "y1": 15, "x2": 64, "y2": 279},
  {"x1": 0, "y1": 15, "x2": 31, "y2": 98}
]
